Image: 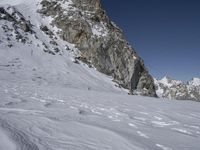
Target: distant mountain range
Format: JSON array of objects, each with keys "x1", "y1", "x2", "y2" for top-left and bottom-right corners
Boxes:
[{"x1": 154, "y1": 77, "x2": 200, "y2": 101}]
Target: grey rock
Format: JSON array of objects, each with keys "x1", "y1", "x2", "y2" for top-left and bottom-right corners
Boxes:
[
  {"x1": 38, "y1": 0, "x2": 156, "y2": 96},
  {"x1": 154, "y1": 77, "x2": 200, "y2": 101},
  {"x1": 0, "y1": 6, "x2": 32, "y2": 33}
]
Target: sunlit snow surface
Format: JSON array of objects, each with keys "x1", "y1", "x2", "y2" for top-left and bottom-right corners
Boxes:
[
  {"x1": 0, "y1": 0, "x2": 200, "y2": 150},
  {"x1": 1, "y1": 80, "x2": 200, "y2": 150}
]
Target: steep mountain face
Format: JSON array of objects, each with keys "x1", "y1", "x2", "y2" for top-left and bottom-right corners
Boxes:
[
  {"x1": 0, "y1": 2, "x2": 123, "y2": 94},
  {"x1": 38, "y1": 0, "x2": 156, "y2": 96},
  {"x1": 154, "y1": 77, "x2": 200, "y2": 101},
  {"x1": 0, "y1": 0, "x2": 156, "y2": 96}
]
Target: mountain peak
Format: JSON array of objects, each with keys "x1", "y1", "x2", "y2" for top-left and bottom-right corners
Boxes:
[
  {"x1": 155, "y1": 76, "x2": 200, "y2": 101},
  {"x1": 159, "y1": 76, "x2": 182, "y2": 87},
  {"x1": 189, "y1": 77, "x2": 200, "y2": 86}
]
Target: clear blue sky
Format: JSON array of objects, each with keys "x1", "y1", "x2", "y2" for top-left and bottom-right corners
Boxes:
[{"x1": 101, "y1": 0, "x2": 200, "y2": 81}]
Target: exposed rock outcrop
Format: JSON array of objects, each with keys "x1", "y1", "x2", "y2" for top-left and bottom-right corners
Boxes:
[
  {"x1": 0, "y1": 6, "x2": 32, "y2": 33},
  {"x1": 38, "y1": 0, "x2": 156, "y2": 96},
  {"x1": 154, "y1": 77, "x2": 200, "y2": 101}
]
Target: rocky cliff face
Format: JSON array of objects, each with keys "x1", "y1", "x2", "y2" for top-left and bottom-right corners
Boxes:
[
  {"x1": 0, "y1": 0, "x2": 156, "y2": 96},
  {"x1": 154, "y1": 77, "x2": 200, "y2": 101},
  {"x1": 38, "y1": 0, "x2": 156, "y2": 96}
]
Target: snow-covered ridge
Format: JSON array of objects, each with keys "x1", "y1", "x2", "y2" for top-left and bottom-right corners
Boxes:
[
  {"x1": 188, "y1": 78, "x2": 200, "y2": 86},
  {"x1": 158, "y1": 76, "x2": 182, "y2": 87},
  {"x1": 154, "y1": 76, "x2": 200, "y2": 101}
]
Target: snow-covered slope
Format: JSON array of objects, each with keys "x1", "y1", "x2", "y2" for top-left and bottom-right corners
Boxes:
[
  {"x1": 189, "y1": 78, "x2": 200, "y2": 87},
  {"x1": 1, "y1": 77, "x2": 200, "y2": 150},
  {"x1": 0, "y1": 0, "x2": 200, "y2": 150},
  {"x1": 0, "y1": 0, "x2": 126, "y2": 94},
  {"x1": 154, "y1": 77, "x2": 200, "y2": 101}
]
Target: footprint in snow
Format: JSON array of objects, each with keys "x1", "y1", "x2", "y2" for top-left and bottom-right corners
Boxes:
[
  {"x1": 184, "y1": 124, "x2": 200, "y2": 129},
  {"x1": 154, "y1": 116, "x2": 163, "y2": 121},
  {"x1": 139, "y1": 112, "x2": 149, "y2": 115},
  {"x1": 107, "y1": 115, "x2": 121, "y2": 122},
  {"x1": 137, "y1": 131, "x2": 149, "y2": 139},
  {"x1": 128, "y1": 123, "x2": 137, "y2": 128},
  {"x1": 91, "y1": 109, "x2": 102, "y2": 115},
  {"x1": 171, "y1": 128, "x2": 194, "y2": 137},
  {"x1": 78, "y1": 109, "x2": 96, "y2": 116},
  {"x1": 151, "y1": 121, "x2": 179, "y2": 128},
  {"x1": 156, "y1": 144, "x2": 172, "y2": 150},
  {"x1": 44, "y1": 102, "x2": 52, "y2": 107},
  {"x1": 132, "y1": 117, "x2": 147, "y2": 122},
  {"x1": 4, "y1": 101, "x2": 19, "y2": 106}
]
